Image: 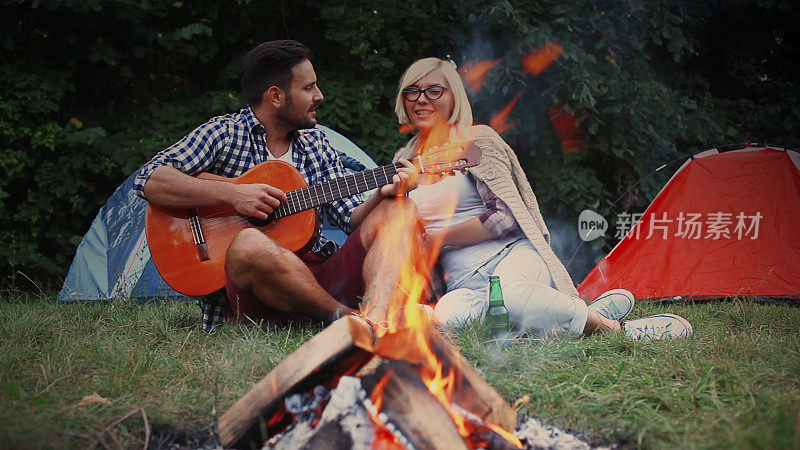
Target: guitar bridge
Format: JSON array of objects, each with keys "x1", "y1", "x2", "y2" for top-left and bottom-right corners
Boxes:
[{"x1": 189, "y1": 210, "x2": 211, "y2": 262}]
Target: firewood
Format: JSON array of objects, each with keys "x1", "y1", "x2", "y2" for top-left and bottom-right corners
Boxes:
[
  {"x1": 426, "y1": 329, "x2": 517, "y2": 431},
  {"x1": 373, "y1": 326, "x2": 517, "y2": 431},
  {"x1": 300, "y1": 421, "x2": 353, "y2": 450},
  {"x1": 361, "y1": 360, "x2": 469, "y2": 450},
  {"x1": 219, "y1": 315, "x2": 517, "y2": 448},
  {"x1": 218, "y1": 315, "x2": 374, "y2": 449}
]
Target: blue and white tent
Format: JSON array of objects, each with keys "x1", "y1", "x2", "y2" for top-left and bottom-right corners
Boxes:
[{"x1": 58, "y1": 125, "x2": 378, "y2": 301}]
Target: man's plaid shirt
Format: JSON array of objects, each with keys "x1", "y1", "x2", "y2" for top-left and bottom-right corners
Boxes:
[
  {"x1": 134, "y1": 106, "x2": 365, "y2": 254},
  {"x1": 134, "y1": 107, "x2": 366, "y2": 329}
]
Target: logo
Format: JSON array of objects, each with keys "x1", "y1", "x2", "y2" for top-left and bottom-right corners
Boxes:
[
  {"x1": 578, "y1": 209, "x2": 608, "y2": 241},
  {"x1": 578, "y1": 210, "x2": 763, "y2": 242}
]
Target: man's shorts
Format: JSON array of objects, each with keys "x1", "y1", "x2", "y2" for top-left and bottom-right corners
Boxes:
[{"x1": 224, "y1": 228, "x2": 367, "y2": 325}]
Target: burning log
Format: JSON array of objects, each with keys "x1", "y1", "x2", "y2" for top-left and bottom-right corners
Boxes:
[
  {"x1": 427, "y1": 329, "x2": 517, "y2": 431},
  {"x1": 218, "y1": 316, "x2": 518, "y2": 448},
  {"x1": 218, "y1": 315, "x2": 375, "y2": 449},
  {"x1": 374, "y1": 326, "x2": 517, "y2": 432},
  {"x1": 263, "y1": 362, "x2": 521, "y2": 449},
  {"x1": 361, "y1": 360, "x2": 469, "y2": 450}
]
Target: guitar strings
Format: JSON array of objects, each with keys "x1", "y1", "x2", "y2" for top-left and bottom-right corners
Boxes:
[
  {"x1": 193, "y1": 163, "x2": 402, "y2": 232},
  {"x1": 158, "y1": 145, "x2": 472, "y2": 253},
  {"x1": 190, "y1": 142, "x2": 468, "y2": 225}
]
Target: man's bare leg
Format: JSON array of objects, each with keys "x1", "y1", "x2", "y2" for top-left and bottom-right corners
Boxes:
[
  {"x1": 226, "y1": 228, "x2": 356, "y2": 322},
  {"x1": 358, "y1": 197, "x2": 424, "y2": 322},
  {"x1": 226, "y1": 197, "x2": 422, "y2": 324}
]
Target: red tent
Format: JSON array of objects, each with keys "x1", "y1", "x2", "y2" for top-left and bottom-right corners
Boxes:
[{"x1": 578, "y1": 145, "x2": 800, "y2": 300}]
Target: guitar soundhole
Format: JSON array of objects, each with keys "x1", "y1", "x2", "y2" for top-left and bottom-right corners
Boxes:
[
  {"x1": 245, "y1": 214, "x2": 281, "y2": 233},
  {"x1": 246, "y1": 215, "x2": 272, "y2": 227}
]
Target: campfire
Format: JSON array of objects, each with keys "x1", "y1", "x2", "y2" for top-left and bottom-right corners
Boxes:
[
  {"x1": 218, "y1": 313, "x2": 525, "y2": 449},
  {"x1": 217, "y1": 113, "x2": 597, "y2": 449},
  {"x1": 214, "y1": 135, "x2": 524, "y2": 449}
]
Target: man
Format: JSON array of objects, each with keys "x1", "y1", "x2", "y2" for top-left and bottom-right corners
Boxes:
[{"x1": 134, "y1": 40, "x2": 420, "y2": 329}]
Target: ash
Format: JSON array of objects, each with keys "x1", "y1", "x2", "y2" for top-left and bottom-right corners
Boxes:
[
  {"x1": 263, "y1": 378, "x2": 612, "y2": 450},
  {"x1": 263, "y1": 376, "x2": 375, "y2": 450},
  {"x1": 515, "y1": 417, "x2": 613, "y2": 450}
]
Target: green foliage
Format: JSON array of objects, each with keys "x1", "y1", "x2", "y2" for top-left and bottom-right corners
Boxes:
[
  {"x1": 315, "y1": 0, "x2": 455, "y2": 162},
  {"x1": 444, "y1": 0, "x2": 730, "y2": 216},
  {"x1": 0, "y1": 0, "x2": 797, "y2": 284}
]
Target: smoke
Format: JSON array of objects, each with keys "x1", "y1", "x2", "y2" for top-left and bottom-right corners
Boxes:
[
  {"x1": 452, "y1": 32, "x2": 604, "y2": 283},
  {"x1": 545, "y1": 215, "x2": 605, "y2": 283},
  {"x1": 456, "y1": 29, "x2": 499, "y2": 70}
]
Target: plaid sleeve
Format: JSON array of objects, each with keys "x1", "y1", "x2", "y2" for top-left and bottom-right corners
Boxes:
[
  {"x1": 474, "y1": 176, "x2": 518, "y2": 238},
  {"x1": 314, "y1": 133, "x2": 366, "y2": 233},
  {"x1": 132, "y1": 120, "x2": 229, "y2": 198}
]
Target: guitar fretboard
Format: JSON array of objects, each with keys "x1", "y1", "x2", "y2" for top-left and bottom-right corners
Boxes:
[{"x1": 270, "y1": 162, "x2": 402, "y2": 219}]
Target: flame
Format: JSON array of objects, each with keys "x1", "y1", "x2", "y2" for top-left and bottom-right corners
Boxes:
[
  {"x1": 360, "y1": 121, "x2": 462, "y2": 332},
  {"x1": 426, "y1": 365, "x2": 454, "y2": 399},
  {"x1": 372, "y1": 430, "x2": 404, "y2": 450},
  {"x1": 522, "y1": 42, "x2": 563, "y2": 75},
  {"x1": 369, "y1": 370, "x2": 394, "y2": 414},
  {"x1": 489, "y1": 90, "x2": 524, "y2": 134},
  {"x1": 420, "y1": 364, "x2": 470, "y2": 436},
  {"x1": 368, "y1": 371, "x2": 406, "y2": 450},
  {"x1": 360, "y1": 126, "x2": 521, "y2": 447},
  {"x1": 548, "y1": 105, "x2": 586, "y2": 153},
  {"x1": 488, "y1": 424, "x2": 524, "y2": 448},
  {"x1": 459, "y1": 59, "x2": 500, "y2": 92}
]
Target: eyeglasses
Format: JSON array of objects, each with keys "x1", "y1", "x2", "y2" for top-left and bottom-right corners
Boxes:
[{"x1": 401, "y1": 85, "x2": 449, "y2": 102}]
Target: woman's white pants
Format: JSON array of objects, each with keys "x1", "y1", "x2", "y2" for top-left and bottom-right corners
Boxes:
[{"x1": 433, "y1": 240, "x2": 589, "y2": 336}]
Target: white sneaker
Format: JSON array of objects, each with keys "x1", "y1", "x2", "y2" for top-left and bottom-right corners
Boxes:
[
  {"x1": 623, "y1": 314, "x2": 693, "y2": 340},
  {"x1": 588, "y1": 289, "x2": 635, "y2": 321}
]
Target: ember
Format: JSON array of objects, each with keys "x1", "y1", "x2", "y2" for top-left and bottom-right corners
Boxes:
[
  {"x1": 522, "y1": 42, "x2": 563, "y2": 75},
  {"x1": 459, "y1": 59, "x2": 500, "y2": 92},
  {"x1": 398, "y1": 124, "x2": 416, "y2": 133},
  {"x1": 264, "y1": 377, "x2": 374, "y2": 450},
  {"x1": 489, "y1": 90, "x2": 525, "y2": 135},
  {"x1": 262, "y1": 372, "x2": 607, "y2": 449},
  {"x1": 549, "y1": 106, "x2": 586, "y2": 153}
]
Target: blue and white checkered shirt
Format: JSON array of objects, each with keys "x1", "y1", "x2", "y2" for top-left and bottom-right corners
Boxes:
[
  {"x1": 134, "y1": 106, "x2": 366, "y2": 258},
  {"x1": 135, "y1": 107, "x2": 367, "y2": 331}
]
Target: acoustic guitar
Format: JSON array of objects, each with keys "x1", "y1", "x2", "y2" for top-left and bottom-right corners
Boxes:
[{"x1": 145, "y1": 142, "x2": 481, "y2": 296}]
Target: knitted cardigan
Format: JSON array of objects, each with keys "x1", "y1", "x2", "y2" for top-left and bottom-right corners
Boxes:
[{"x1": 393, "y1": 124, "x2": 580, "y2": 297}]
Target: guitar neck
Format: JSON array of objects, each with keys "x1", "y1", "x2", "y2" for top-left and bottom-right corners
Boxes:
[{"x1": 271, "y1": 162, "x2": 402, "y2": 219}]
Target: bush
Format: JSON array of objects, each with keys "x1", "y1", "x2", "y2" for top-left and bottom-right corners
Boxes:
[{"x1": 1, "y1": 0, "x2": 797, "y2": 285}]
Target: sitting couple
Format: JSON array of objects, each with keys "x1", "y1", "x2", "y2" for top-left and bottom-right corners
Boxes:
[{"x1": 136, "y1": 40, "x2": 692, "y2": 341}]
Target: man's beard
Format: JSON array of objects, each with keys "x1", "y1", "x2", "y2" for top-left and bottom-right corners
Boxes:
[{"x1": 278, "y1": 92, "x2": 317, "y2": 130}]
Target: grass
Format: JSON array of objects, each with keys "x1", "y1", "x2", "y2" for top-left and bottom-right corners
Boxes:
[
  {"x1": 459, "y1": 299, "x2": 800, "y2": 448},
  {"x1": 0, "y1": 293, "x2": 798, "y2": 449},
  {"x1": 0, "y1": 292, "x2": 323, "y2": 448}
]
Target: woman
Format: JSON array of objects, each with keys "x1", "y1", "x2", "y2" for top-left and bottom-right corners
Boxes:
[{"x1": 393, "y1": 58, "x2": 692, "y2": 340}]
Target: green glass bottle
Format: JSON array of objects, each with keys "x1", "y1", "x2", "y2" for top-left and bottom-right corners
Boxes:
[{"x1": 485, "y1": 276, "x2": 509, "y2": 335}]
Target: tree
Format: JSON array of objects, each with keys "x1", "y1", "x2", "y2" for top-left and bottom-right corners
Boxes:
[{"x1": 1, "y1": 0, "x2": 796, "y2": 285}]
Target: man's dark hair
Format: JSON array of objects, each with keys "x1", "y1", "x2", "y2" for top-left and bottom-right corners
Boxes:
[{"x1": 240, "y1": 40, "x2": 311, "y2": 106}]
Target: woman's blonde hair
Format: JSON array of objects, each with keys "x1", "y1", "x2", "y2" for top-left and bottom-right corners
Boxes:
[{"x1": 394, "y1": 57, "x2": 473, "y2": 128}]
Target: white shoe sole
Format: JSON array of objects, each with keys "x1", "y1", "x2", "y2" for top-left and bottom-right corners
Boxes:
[{"x1": 624, "y1": 313, "x2": 693, "y2": 340}]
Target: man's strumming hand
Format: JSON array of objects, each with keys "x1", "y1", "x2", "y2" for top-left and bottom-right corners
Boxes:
[{"x1": 227, "y1": 183, "x2": 288, "y2": 220}]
